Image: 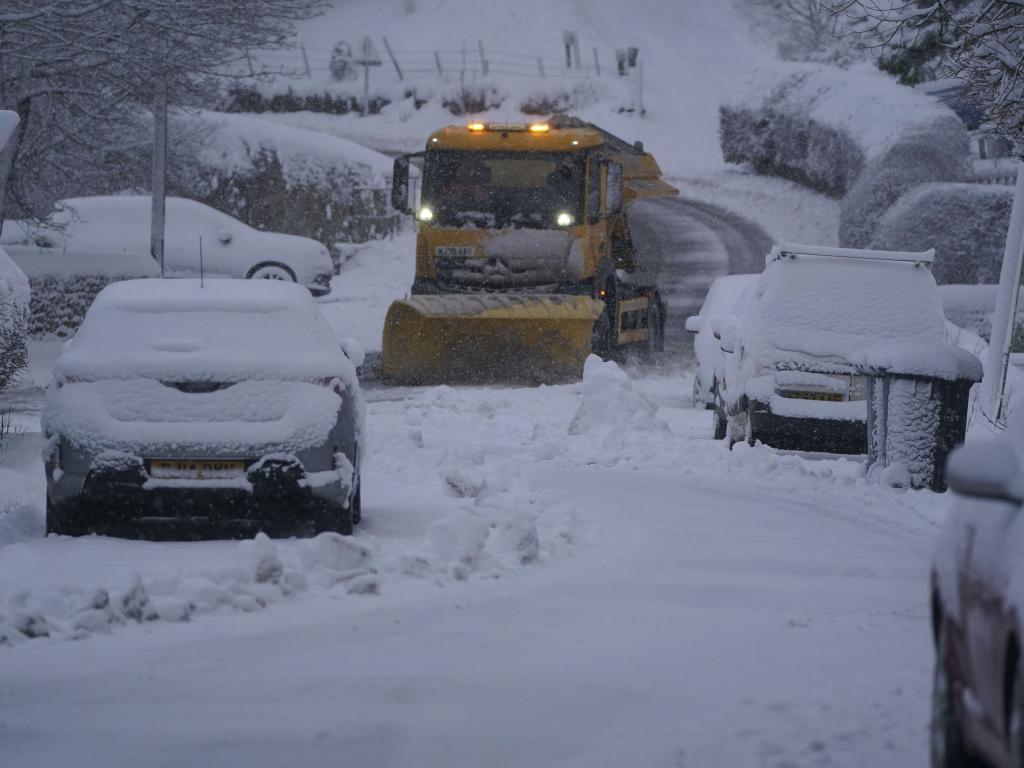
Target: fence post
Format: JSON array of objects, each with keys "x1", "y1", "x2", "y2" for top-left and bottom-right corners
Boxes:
[
  {"x1": 477, "y1": 40, "x2": 488, "y2": 75},
  {"x1": 382, "y1": 36, "x2": 403, "y2": 80},
  {"x1": 537, "y1": 57, "x2": 545, "y2": 77},
  {"x1": 434, "y1": 51, "x2": 443, "y2": 75},
  {"x1": 593, "y1": 46, "x2": 601, "y2": 76},
  {"x1": 299, "y1": 42, "x2": 312, "y2": 78}
]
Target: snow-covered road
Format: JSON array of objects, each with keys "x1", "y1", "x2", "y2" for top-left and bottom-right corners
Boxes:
[{"x1": 0, "y1": 363, "x2": 943, "y2": 767}]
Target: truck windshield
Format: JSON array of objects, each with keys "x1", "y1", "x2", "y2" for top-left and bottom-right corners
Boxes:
[{"x1": 422, "y1": 150, "x2": 584, "y2": 229}]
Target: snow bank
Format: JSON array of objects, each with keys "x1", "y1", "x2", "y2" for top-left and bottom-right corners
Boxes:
[
  {"x1": 721, "y1": 63, "x2": 965, "y2": 197},
  {"x1": 0, "y1": 245, "x2": 30, "y2": 390},
  {"x1": 870, "y1": 183, "x2": 1011, "y2": 285},
  {"x1": 569, "y1": 356, "x2": 662, "y2": 441}
]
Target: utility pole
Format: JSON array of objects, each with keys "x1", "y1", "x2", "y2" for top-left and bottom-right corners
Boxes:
[
  {"x1": 354, "y1": 37, "x2": 382, "y2": 117},
  {"x1": 986, "y1": 157, "x2": 1024, "y2": 425},
  {"x1": 150, "y1": 80, "x2": 168, "y2": 275}
]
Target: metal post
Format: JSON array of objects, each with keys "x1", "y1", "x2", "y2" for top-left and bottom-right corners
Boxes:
[
  {"x1": 434, "y1": 51, "x2": 443, "y2": 75},
  {"x1": 537, "y1": 57, "x2": 545, "y2": 77},
  {"x1": 593, "y1": 46, "x2": 601, "y2": 76},
  {"x1": 299, "y1": 42, "x2": 312, "y2": 78},
  {"x1": 150, "y1": 81, "x2": 167, "y2": 275},
  {"x1": 988, "y1": 157, "x2": 1024, "y2": 424},
  {"x1": 382, "y1": 36, "x2": 403, "y2": 80},
  {"x1": 362, "y1": 37, "x2": 371, "y2": 117}
]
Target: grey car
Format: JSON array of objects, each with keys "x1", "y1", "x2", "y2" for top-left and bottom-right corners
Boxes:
[{"x1": 43, "y1": 278, "x2": 363, "y2": 539}]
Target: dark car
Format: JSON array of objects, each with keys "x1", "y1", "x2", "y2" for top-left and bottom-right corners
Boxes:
[{"x1": 931, "y1": 428, "x2": 1024, "y2": 767}]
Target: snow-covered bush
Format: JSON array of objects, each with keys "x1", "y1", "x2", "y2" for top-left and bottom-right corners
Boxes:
[
  {"x1": 839, "y1": 124, "x2": 971, "y2": 248},
  {"x1": 0, "y1": 246, "x2": 29, "y2": 390},
  {"x1": 3, "y1": 245, "x2": 157, "y2": 338},
  {"x1": 720, "y1": 63, "x2": 968, "y2": 200},
  {"x1": 169, "y1": 111, "x2": 397, "y2": 246},
  {"x1": 870, "y1": 183, "x2": 1011, "y2": 285}
]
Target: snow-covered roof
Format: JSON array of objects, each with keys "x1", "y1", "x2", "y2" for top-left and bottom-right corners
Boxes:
[{"x1": 55, "y1": 279, "x2": 353, "y2": 384}]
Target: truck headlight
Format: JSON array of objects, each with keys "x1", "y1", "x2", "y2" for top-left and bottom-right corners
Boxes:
[
  {"x1": 556, "y1": 212, "x2": 575, "y2": 227},
  {"x1": 417, "y1": 206, "x2": 434, "y2": 222}
]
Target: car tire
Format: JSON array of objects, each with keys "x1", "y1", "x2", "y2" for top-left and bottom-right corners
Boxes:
[
  {"x1": 315, "y1": 503, "x2": 353, "y2": 537},
  {"x1": 247, "y1": 262, "x2": 296, "y2": 283},
  {"x1": 1009, "y1": 657, "x2": 1024, "y2": 768},
  {"x1": 931, "y1": 626, "x2": 977, "y2": 768}
]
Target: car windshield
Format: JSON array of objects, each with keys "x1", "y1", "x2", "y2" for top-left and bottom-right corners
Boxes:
[{"x1": 422, "y1": 150, "x2": 583, "y2": 229}]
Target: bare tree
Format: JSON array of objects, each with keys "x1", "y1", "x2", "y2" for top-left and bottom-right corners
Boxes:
[
  {"x1": 0, "y1": 0, "x2": 325, "y2": 223},
  {"x1": 744, "y1": 0, "x2": 862, "y2": 64}
]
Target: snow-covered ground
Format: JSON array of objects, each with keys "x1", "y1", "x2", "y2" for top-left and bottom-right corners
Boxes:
[{"x1": 0, "y1": 346, "x2": 944, "y2": 766}]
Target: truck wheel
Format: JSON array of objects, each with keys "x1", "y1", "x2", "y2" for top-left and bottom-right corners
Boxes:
[
  {"x1": 46, "y1": 496, "x2": 78, "y2": 536},
  {"x1": 643, "y1": 295, "x2": 664, "y2": 360},
  {"x1": 591, "y1": 305, "x2": 614, "y2": 360}
]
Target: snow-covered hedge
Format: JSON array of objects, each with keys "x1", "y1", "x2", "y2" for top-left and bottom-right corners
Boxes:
[
  {"x1": 168, "y1": 112, "x2": 398, "y2": 247},
  {"x1": 4, "y1": 245, "x2": 158, "y2": 338},
  {"x1": 0, "y1": 246, "x2": 29, "y2": 390},
  {"x1": 839, "y1": 125, "x2": 971, "y2": 248},
  {"x1": 870, "y1": 183, "x2": 1011, "y2": 284},
  {"x1": 720, "y1": 63, "x2": 969, "y2": 202}
]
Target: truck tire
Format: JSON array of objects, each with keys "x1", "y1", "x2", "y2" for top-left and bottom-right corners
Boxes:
[
  {"x1": 643, "y1": 295, "x2": 664, "y2": 360},
  {"x1": 713, "y1": 408, "x2": 727, "y2": 440}
]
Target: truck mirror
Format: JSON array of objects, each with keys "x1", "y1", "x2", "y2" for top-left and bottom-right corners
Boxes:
[
  {"x1": 603, "y1": 160, "x2": 623, "y2": 216},
  {"x1": 391, "y1": 155, "x2": 411, "y2": 213}
]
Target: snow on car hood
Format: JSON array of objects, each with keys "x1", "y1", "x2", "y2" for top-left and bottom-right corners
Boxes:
[
  {"x1": 55, "y1": 279, "x2": 355, "y2": 384},
  {"x1": 43, "y1": 378, "x2": 342, "y2": 455}
]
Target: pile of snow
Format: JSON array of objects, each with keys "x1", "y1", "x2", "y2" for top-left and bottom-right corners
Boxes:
[
  {"x1": 569, "y1": 356, "x2": 661, "y2": 439},
  {"x1": 721, "y1": 63, "x2": 965, "y2": 198},
  {"x1": 870, "y1": 183, "x2": 1011, "y2": 285},
  {"x1": 0, "y1": 245, "x2": 30, "y2": 390}
]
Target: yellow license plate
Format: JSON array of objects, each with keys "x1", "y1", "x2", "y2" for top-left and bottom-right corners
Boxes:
[
  {"x1": 149, "y1": 459, "x2": 247, "y2": 480},
  {"x1": 781, "y1": 391, "x2": 844, "y2": 402}
]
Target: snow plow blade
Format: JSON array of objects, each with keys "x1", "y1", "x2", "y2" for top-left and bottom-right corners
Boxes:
[{"x1": 381, "y1": 294, "x2": 605, "y2": 385}]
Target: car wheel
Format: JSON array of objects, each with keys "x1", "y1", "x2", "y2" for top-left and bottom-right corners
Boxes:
[
  {"x1": 314, "y1": 503, "x2": 353, "y2": 537},
  {"x1": 1009, "y1": 657, "x2": 1024, "y2": 768},
  {"x1": 248, "y1": 262, "x2": 296, "y2": 283},
  {"x1": 931, "y1": 626, "x2": 976, "y2": 768},
  {"x1": 713, "y1": 407, "x2": 727, "y2": 440}
]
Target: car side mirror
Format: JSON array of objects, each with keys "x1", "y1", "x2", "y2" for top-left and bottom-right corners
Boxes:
[
  {"x1": 217, "y1": 228, "x2": 232, "y2": 245},
  {"x1": 719, "y1": 325, "x2": 737, "y2": 354},
  {"x1": 946, "y1": 442, "x2": 1024, "y2": 502},
  {"x1": 339, "y1": 337, "x2": 365, "y2": 369},
  {"x1": 685, "y1": 316, "x2": 702, "y2": 334},
  {"x1": 392, "y1": 155, "x2": 412, "y2": 214}
]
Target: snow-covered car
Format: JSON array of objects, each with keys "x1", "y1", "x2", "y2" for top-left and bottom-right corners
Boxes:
[
  {"x1": 42, "y1": 279, "x2": 364, "y2": 538},
  {"x1": 1, "y1": 196, "x2": 334, "y2": 296},
  {"x1": 931, "y1": 420, "x2": 1024, "y2": 768},
  {"x1": 685, "y1": 274, "x2": 757, "y2": 417},
  {"x1": 717, "y1": 244, "x2": 947, "y2": 453}
]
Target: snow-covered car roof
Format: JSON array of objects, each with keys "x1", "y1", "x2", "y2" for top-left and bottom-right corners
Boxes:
[
  {"x1": 55, "y1": 279, "x2": 353, "y2": 384},
  {"x1": 700, "y1": 274, "x2": 758, "y2": 318},
  {"x1": 741, "y1": 250, "x2": 947, "y2": 373}
]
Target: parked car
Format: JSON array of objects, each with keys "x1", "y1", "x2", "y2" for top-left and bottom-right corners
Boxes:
[
  {"x1": 716, "y1": 244, "x2": 947, "y2": 453},
  {"x1": 1, "y1": 196, "x2": 335, "y2": 296},
  {"x1": 42, "y1": 278, "x2": 363, "y2": 539},
  {"x1": 932, "y1": 423, "x2": 1024, "y2": 768},
  {"x1": 685, "y1": 274, "x2": 758, "y2": 426}
]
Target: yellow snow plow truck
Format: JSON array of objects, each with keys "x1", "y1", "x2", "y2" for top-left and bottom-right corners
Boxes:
[{"x1": 382, "y1": 116, "x2": 678, "y2": 384}]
